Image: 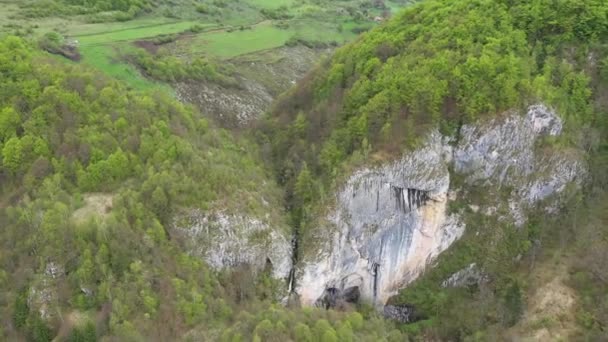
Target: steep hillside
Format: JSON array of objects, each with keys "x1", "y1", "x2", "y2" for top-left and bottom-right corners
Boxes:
[
  {"x1": 262, "y1": 0, "x2": 607, "y2": 191},
  {"x1": 0, "y1": 36, "x2": 294, "y2": 340},
  {"x1": 258, "y1": 0, "x2": 608, "y2": 339}
]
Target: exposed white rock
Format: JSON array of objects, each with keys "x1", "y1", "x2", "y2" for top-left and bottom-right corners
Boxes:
[
  {"x1": 455, "y1": 104, "x2": 585, "y2": 226},
  {"x1": 45, "y1": 262, "x2": 63, "y2": 279},
  {"x1": 172, "y1": 210, "x2": 292, "y2": 279},
  {"x1": 29, "y1": 264, "x2": 60, "y2": 321},
  {"x1": 28, "y1": 285, "x2": 55, "y2": 320},
  {"x1": 441, "y1": 263, "x2": 486, "y2": 288},
  {"x1": 297, "y1": 133, "x2": 464, "y2": 306},
  {"x1": 527, "y1": 104, "x2": 563, "y2": 136},
  {"x1": 297, "y1": 104, "x2": 585, "y2": 307}
]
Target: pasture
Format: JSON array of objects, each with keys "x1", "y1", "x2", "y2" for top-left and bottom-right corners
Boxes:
[{"x1": 0, "y1": 0, "x2": 411, "y2": 90}]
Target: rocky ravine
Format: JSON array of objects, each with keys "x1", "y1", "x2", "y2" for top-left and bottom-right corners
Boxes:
[
  {"x1": 156, "y1": 104, "x2": 584, "y2": 314},
  {"x1": 296, "y1": 104, "x2": 585, "y2": 308},
  {"x1": 175, "y1": 46, "x2": 330, "y2": 127}
]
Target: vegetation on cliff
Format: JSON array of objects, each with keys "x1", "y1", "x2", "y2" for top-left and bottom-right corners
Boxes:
[
  {"x1": 260, "y1": 0, "x2": 607, "y2": 220},
  {"x1": 0, "y1": 0, "x2": 607, "y2": 340},
  {"x1": 256, "y1": 0, "x2": 608, "y2": 339}
]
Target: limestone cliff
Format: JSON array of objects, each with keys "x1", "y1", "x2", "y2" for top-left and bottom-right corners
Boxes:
[{"x1": 296, "y1": 105, "x2": 585, "y2": 307}]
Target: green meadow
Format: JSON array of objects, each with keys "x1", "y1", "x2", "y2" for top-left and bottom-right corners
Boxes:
[
  {"x1": 74, "y1": 21, "x2": 209, "y2": 44},
  {"x1": 248, "y1": 0, "x2": 296, "y2": 10},
  {"x1": 0, "y1": 0, "x2": 411, "y2": 90},
  {"x1": 190, "y1": 23, "x2": 292, "y2": 58}
]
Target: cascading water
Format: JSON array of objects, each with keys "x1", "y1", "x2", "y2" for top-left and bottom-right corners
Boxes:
[{"x1": 287, "y1": 229, "x2": 299, "y2": 294}]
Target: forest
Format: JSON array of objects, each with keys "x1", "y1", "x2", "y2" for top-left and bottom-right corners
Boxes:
[{"x1": 0, "y1": 0, "x2": 607, "y2": 341}]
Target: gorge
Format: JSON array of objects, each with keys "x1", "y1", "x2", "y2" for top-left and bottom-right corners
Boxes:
[
  {"x1": 173, "y1": 104, "x2": 586, "y2": 313},
  {"x1": 1, "y1": 0, "x2": 606, "y2": 340}
]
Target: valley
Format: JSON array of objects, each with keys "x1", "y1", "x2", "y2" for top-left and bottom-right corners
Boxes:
[{"x1": 0, "y1": 0, "x2": 607, "y2": 341}]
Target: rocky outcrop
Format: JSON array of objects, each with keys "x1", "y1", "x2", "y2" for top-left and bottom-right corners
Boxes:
[
  {"x1": 296, "y1": 105, "x2": 585, "y2": 307},
  {"x1": 454, "y1": 104, "x2": 585, "y2": 226},
  {"x1": 383, "y1": 304, "x2": 420, "y2": 323},
  {"x1": 297, "y1": 133, "x2": 463, "y2": 306},
  {"x1": 172, "y1": 210, "x2": 292, "y2": 279},
  {"x1": 28, "y1": 262, "x2": 64, "y2": 321},
  {"x1": 441, "y1": 263, "x2": 487, "y2": 288}
]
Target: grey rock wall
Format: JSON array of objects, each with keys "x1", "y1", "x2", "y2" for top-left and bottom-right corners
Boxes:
[{"x1": 297, "y1": 105, "x2": 585, "y2": 306}]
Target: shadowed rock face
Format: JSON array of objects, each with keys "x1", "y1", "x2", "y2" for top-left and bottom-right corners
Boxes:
[
  {"x1": 383, "y1": 304, "x2": 422, "y2": 323},
  {"x1": 316, "y1": 286, "x2": 361, "y2": 309},
  {"x1": 296, "y1": 105, "x2": 585, "y2": 307}
]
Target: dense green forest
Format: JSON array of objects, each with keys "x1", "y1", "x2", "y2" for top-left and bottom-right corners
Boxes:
[
  {"x1": 0, "y1": 35, "x2": 264, "y2": 340},
  {"x1": 1, "y1": 0, "x2": 608, "y2": 340}
]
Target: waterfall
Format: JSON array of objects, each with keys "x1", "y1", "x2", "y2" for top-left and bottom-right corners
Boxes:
[{"x1": 287, "y1": 229, "x2": 299, "y2": 293}]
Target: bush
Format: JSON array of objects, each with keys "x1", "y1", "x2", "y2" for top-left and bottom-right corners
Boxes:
[{"x1": 196, "y1": 4, "x2": 209, "y2": 14}]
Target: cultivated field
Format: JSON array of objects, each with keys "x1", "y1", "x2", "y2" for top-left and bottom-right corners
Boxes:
[{"x1": 0, "y1": 0, "x2": 410, "y2": 91}]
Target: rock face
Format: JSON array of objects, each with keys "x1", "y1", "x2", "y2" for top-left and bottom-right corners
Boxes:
[
  {"x1": 297, "y1": 133, "x2": 464, "y2": 306},
  {"x1": 454, "y1": 104, "x2": 585, "y2": 226},
  {"x1": 296, "y1": 105, "x2": 585, "y2": 307},
  {"x1": 28, "y1": 262, "x2": 64, "y2": 321},
  {"x1": 441, "y1": 263, "x2": 486, "y2": 288},
  {"x1": 172, "y1": 210, "x2": 292, "y2": 279},
  {"x1": 383, "y1": 304, "x2": 419, "y2": 323}
]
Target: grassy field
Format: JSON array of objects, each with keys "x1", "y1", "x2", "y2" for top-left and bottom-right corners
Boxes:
[
  {"x1": 187, "y1": 18, "x2": 369, "y2": 59},
  {"x1": 80, "y1": 44, "x2": 172, "y2": 91},
  {"x1": 74, "y1": 15, "x2": 373, "y2": 89},
  {"x1": 248, "y1": 0, "x2": 296, "y2": 10},
  {"x1": 189, "y1": 22, "x2": 292, "y2": 58},
  {"x1": 72, "y1": 19, "x2": 209, "y2": 90},
  {"x1": 73, "y1": 20, "x2": 209, "y2": 43},
  {"x1": 0, "y1": 0, "x2": 411, "y2": 91}
]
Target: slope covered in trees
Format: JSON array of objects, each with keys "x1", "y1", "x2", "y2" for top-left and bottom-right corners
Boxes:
[
  {"x1": 0, "y1": 36, "x2": 278, "y2": 340},
  {"x1": 0, "y1": 34, "x2": 408, "y2": 341}
]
